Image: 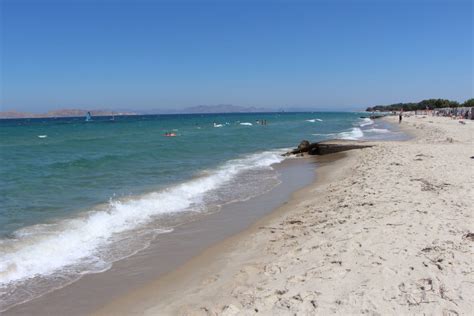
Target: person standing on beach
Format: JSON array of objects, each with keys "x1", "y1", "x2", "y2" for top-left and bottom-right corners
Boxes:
[{"x1": 399, "y1": 111, "x2": 403, "y2": 124}]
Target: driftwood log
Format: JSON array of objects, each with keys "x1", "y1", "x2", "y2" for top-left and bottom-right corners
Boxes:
[
  {"x1": 360, "y1": 115, "x2": 385, "y2": 119},
  {"x1": 284, "y1": 139, "x2": 373, "y2": 156}
]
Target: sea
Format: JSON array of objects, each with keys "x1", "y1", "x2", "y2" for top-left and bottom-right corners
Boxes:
[{"x1": 0, "y1": 112, "x2": 403, "y2": 311}]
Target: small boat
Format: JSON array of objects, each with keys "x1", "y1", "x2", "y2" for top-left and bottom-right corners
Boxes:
[{"x1": 85, "y1": 111, "x2": 93, "y2": 122}]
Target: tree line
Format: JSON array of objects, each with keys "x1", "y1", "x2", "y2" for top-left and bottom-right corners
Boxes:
[{"x1": 366, "y1": 98, "x2": 474, "y2": 112}]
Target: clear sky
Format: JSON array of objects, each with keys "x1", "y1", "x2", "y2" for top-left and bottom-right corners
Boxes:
[{"x1": 1, "y1": 0, "x2": 472, "y2": 112}]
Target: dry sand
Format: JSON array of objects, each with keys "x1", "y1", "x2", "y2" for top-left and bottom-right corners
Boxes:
[{"x1": 95, "y1": 115, "x2": 473, "y2": 316}]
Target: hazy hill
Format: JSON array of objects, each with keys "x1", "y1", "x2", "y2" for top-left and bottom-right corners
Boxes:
[
  {"x1": 0, "y1": 109, "x2": 137, "y2": 119},
  {"x1": 180, "y1": 104, "x2": 269, "y2": 114}
]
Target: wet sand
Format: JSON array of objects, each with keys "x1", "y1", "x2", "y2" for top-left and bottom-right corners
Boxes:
[{"x1": 95, "y1": 115, "x2": 473, "y2": 315}]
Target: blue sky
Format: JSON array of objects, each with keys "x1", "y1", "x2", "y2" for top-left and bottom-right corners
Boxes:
[{"x1": 1, "y1": 0, "x2": 472, "y2": 112}]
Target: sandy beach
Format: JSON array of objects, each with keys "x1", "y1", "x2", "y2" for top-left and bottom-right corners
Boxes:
[{"x1": 95, "y1": 115, "x2": 473, "y2": 315}]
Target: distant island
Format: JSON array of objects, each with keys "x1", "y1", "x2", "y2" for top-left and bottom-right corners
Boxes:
[
  {"x1": 137, "y1": 104, "x2": 271, "y2": 115},
  {"x1": 366, "y1": 98, "x2": 473, "y2": 112},
  {"x1": 180, "y1": 104, "x2": 268, "y2": 114},
  {"x1": 0, "y1": 109, "x2": 137, "y2": 119},
  {"x1": 0, "y1": 104, "x2": 272, "y2": 119}
]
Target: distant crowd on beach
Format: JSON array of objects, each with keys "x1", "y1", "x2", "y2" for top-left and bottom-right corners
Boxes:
[
  {"x1": 430, "y1": 107, "x2": 474, "y2": 120},
  {"x1": 393, "y1": 107, "x2": 474, "y2": 120}
]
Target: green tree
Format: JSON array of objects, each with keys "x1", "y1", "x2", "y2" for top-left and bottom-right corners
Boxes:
[
  {"x1": 462, "y1": 99, "x2": 474, "y2": 107},
  {"x1": 366, "y1": 98, "x2": 464, "y2": 112}
]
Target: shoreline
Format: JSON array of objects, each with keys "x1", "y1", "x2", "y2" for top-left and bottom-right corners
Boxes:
[
  {"x1": 3, "y1": 153, "x2": 319, "y2": 315},
  {"x1": 94, "y1": 151, "x2": 355, "y2": 316},
  {"x1": 95, "y1": 115, "x2": 473, "y2": 315}
]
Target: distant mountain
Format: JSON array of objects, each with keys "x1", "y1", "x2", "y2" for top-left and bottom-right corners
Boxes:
[
  {"x1": 0, "y1": 109, "x2": 137, "y2": 119},
  {"x1": 181, "y1": 104, "x2": 269, "y2": 114},
  {"x1": 0, "y1": 111, "x2": 31, "y2": 119}
]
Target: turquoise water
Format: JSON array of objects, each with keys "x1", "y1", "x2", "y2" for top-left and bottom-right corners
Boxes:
[{"x1": 0, "y1": 112, "x2": 400, "y2": 310}]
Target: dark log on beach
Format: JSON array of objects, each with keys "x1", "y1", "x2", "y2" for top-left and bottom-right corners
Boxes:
[
  {"x1": 284, "y1": 139, "x2": 373, "y2": 156},
  {"x1": 370, "y1": 115, "x2": 385, "y2": 119},
  {"x1": 309, "y1": 142, "x2": 373, "y2": 155},
  {"x1": 297, "y1": 140, "x2": 311, "y2": 151},
  {"x1": 361, "y1": 115, "x2": 385, "y2": 119}
]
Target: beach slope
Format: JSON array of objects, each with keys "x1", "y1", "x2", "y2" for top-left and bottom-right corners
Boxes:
[{"x1": 96, "y1": 116, "x2": 473, "y2": 315}]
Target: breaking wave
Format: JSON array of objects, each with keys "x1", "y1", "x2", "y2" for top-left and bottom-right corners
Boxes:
[
  {"x1": 0, "y1": 150, "x2": 285, "y2": 311},
  {"x1": 359, "y1": 118, "x2": 374, "y2": 127},
  {"x1": 337, "y1": 127, "x2": 364, "y2": 140}
]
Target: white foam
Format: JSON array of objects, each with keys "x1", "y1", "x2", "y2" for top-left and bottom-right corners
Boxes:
[
  {"x1": 0, "y1": 150, "x2": 285, "y2": 287},
  {"x1": 240, "y1": 122, "x2": 253, "y2": 126},
  {"x1": 37, "y1": 135, "x2": 47, "y2": 138},
  {"x1": 365, "y1": 128, "x2": 390, "y2": 134},
  {"x1": 312, "y1": 133, "x2": 336, "y2": 137},
  {"x1": 305, "y1": 118, "x2": 323, "y2": 123},
  {"x1": 359, "y1": 118, "x2": 374, "y2": 127},
  {"x1": 337, "y1": 127, "x2": 364, "y2": 140}
]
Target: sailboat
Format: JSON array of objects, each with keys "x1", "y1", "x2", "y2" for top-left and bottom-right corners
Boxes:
[{"x1": 85, "y1": 111, "x2": 93, "y2": 122}]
